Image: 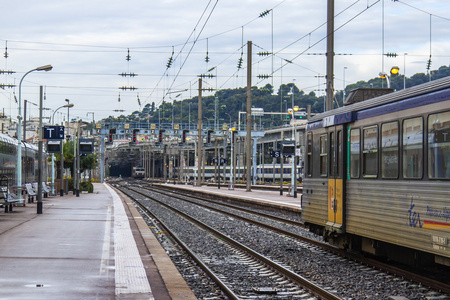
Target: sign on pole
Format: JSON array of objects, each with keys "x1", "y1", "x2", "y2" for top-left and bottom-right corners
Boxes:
[{"x1": 43, "y1": 126, "x2": 64, "y2": 140}]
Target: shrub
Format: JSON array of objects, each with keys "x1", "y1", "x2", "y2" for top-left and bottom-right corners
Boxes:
[{"x1": 80, "y1": 181, "x2": 94, "y2": 193}]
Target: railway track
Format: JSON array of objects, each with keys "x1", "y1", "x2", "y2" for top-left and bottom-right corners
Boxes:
[
  {"x1": 149, "y1": 183, "x2": 450, "y2": 295},
  {"x1": 115, "y1": 182, "x2": 450, "y2": 299},
  {"x1": 117, "y1": 184, "x2": 340, "y2": 299}
]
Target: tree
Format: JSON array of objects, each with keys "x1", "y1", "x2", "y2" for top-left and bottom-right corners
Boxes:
[{"x1": 51, "y1": 140, "x2": 98, "y2": 181}]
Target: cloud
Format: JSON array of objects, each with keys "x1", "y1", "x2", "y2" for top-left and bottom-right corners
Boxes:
[{"x1": 0, "y1": 0, "x2": 449, "y2": 120}]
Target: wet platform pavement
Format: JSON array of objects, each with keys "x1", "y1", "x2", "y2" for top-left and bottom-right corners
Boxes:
[
  {"x1": 0, "y1": 183, "x2": 195, "y2": 300},
  {"x1": 0, "y1": 181, "x2": 301, "y2": 299}
]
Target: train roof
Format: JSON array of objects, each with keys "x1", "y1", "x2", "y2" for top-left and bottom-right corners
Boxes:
[
  {"x1": 22, "y1": 142, "x2": 38, "y2": 151},
  {"x1": 308, "y1": 75, "x2": 450, "y2": 130},
  {"x1": 0, "y1": 133, "x2": 18, "y2": 145}
]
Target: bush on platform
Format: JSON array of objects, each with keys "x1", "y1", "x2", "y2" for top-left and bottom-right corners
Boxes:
[{"x1": 80, "y1": 181, "x2": 94, "y2": 193}]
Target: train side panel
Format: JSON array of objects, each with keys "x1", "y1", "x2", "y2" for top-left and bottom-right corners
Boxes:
[
  {"x1": 303, "y1": 77, "x2": 450, "y2": 266},
  {"x1": 302, "y1": 178, "x2": 329, "y2": 229},
  {"x1": 346, "y1": 180, "x2": 450, "y2": 260}
]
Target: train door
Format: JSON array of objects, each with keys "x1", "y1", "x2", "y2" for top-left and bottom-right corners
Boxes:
[{"x1": 327, "y1": 125, "x2": 345, "y2": 233}]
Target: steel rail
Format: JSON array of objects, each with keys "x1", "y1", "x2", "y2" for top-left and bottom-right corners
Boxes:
[
  {"x1": 116, "y1": 186, "x2": 240, "y2": 300},
  {"x1": 120, "y1": 184, "x2": 343, "y2": 300},
  {"x1": 134, "y1": 183, "x2": 450, "y2": 296},
  {"x1": 147, "y1": 184, "x2": 303, "y2": 226}
]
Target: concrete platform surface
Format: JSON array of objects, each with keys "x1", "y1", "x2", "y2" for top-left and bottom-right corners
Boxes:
[
  {"x1": 156, "y1": 183, "x2": 302, "y2": 212},
  {"x1": 0, "y1": 183, "x2": 196, "y2": 300}
]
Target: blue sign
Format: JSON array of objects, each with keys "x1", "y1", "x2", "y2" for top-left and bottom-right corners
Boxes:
[{"x1": 43, "y1": 126, "x2": 65, "y2": 140}]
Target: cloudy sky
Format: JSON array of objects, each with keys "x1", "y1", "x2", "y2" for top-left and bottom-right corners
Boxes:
[{"x1": 1, "y1": 0, "x2": 449, "y2": 122}]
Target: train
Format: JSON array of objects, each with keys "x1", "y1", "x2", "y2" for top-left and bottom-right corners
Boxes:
[
  {"x1": 181, "y1": 163, "x2": 302, "y2": 182},
  {"x1": 0, "y1": 133, "x2": 48, "y2": 190},
  {"x1": 302, "y1": 76, "x2": 450, "y2": 267},
  {"x1": 131, "y1": 166, "x2": 145, "y2": 178}
]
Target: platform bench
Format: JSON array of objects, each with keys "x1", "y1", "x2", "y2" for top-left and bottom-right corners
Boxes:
[
  {"x1": 42, "y1": 182, "x2": 50, "y2": 198},
  {"x1": 25, "y1": 183, "x2": 37, "y2": 203},
  {"x1": 0, "y1": 187, "x2": 19, "y2": 213}
]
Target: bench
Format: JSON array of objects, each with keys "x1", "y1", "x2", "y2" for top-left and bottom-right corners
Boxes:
[
  {"x1": 25, "y1": 183, "x2": 37, "y2": 203},
  {"x1": 33, "y1": 182, "x2": 50, "y2": 198},
  {"x1": 0, "y1": 187, "x2": 19, "y2": 213},
  {"x1": 42, "y1": 182, "x2": 50, "y2": 198}
]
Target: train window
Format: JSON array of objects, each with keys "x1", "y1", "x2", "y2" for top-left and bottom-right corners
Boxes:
[
  {"x1": 320, "y1": 134, "x2": 328, "y2": 176},
  {"x1": 337, "y1": 130, "x2": 342, "y2": 177},
  {"x1": 350, "y1": 128, "x2": 360, "y2": 178},
  {"x1": 403, "y1": 117, "x2": 423, "y2": 179},
  {"x1": 428, "y1": 111, "x2": 450, "y2": 179},
  {"x1": 381, "y1": 121, "x2": 399, "y2": 179},
  {"x1": 330, "y1": 132, "x2": 335, "y2": 176},
  {"x1": 362, "y1": 126, "x2": 378, "y2": 178},
  {"x1": 306, "y1": 132, "x2": 312, "y2": 176}
]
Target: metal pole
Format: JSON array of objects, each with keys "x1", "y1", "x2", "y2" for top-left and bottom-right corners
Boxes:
[
  {"x1": 16, "y1": 65, "x2": 52, "y2": 202},
  {"x1": 291, "y1": 91, "x2": 296, "y2": 196},
  {"x1": 60, "y1": 136, "x2": 64, "y2": 196},
  {"x1": 246, "y1": 41, "x2": 252, "y2": 192},
  {"x1": 326, "y1": 0, "x2": 335, "y2": 111},
  {"x1": 280, "y1": 153, "x2": 284, "y2": 195},
  {"x1": 197, "y1": 79, "x2": 202, "y2": 186},
  {"x1": 252, "y1": 138, "x2": 257, "y2": 186},
  {"x1": 23, "y1": 100, "x2": 27, "y2": 143},
  {"x1": 76, "y1": 119, "x2": 81, "y2": 197},
  {"x1": 17, "y1": 69, "x2": 36, "y2": 203},
  {"x1": 73, "y1": 124, "x2": 76, "y2": 195},
  {"x1": 37, "y1": 86, "x2": 44, "y2": 214},
  {"x1": 100, "y1": 135, "x2": 104, "y2": 183},
  {"x1": 231, "y1": 132, "x2": 236, "y2": 189}
]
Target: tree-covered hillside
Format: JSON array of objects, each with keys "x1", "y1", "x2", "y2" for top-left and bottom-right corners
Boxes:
[{"x1": 103, "y1": 65, "x2": 450, "y2": 129}]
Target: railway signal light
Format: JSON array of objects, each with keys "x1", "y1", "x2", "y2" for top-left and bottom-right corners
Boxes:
[
  {"x1": 182, "y1": 129, "x2": 189, "y2": 144},
  {"x1": 132, "y1": 129, "x2": 139, "y2": 143},
  {"x1": 158, "y1": 129, "x2": 165, "y2": 143},
  {"x1": 231, "y1": 127, "x2": 237, "y2": 142},
  {"x1": 108, "y1": 128, "x2": 116, "y2": 143},
  {"x1": 207, "y1": 130, "x2": 213, "y2": 144}
]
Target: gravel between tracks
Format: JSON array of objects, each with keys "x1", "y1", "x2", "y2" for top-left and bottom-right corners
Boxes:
[{"x1": 125, "y1": 185, "x2": 449, "y2": 300}]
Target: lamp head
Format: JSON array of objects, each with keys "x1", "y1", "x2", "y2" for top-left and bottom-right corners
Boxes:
[
  {"x1": 36, "y1": 65, "x2": 53, "y2": 72},
  {"x1": 390, "y1": 66, "x2": 400, "y2": 75}
]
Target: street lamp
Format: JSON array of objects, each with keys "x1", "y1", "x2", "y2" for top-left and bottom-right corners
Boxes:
[
  {"x1": 86, "y1": 112, "x2": 95, "y2": 136},
  {"x1": 225, "y1": 113, "x2": 232, "y2": 125},
  {"x1": 51, "y1": 102, "x2": 74, "y2": 195},
  {"x1": 288, "y1": 87, "x2": 298, "y2": 198},
  {"x1": 17, "y1": 64, "x2": 53, "y2": 201},
  {"x1": 379, "y1": 66, "x2": 400, "y2": 88}
]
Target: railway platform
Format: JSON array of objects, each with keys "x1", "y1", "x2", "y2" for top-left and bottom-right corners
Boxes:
[
  {"x1": 153, "y1": 182, "x2": 302, "y2": 213},
  {"x1": 0, "y1": 183, "x2": 196, "y2": 300}
]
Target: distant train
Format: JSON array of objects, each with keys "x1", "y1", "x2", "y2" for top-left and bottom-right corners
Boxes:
[
  {"x1": 0, "y1": 133, "x2": 48, "y2": 188},
  {"x1": 302, "y1": 76, "x2": 450, "y2": 267},
  {"x1": 131, "y1": 166, "x2": 145, "y2": 179},
  {"x1": 183, "y1": 164, "x2": 302, "y2": 182}
]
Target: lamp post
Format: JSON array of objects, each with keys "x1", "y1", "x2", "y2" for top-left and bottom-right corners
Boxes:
[
  {"x1": 288, "y1": 86, "x2": 298, "y2": 198},
  {"x1": 17, "y1": 65, "x2": 52, "y2": 202},
  {"x1": 86, "y1": 112, "x2": 94, "y2": 137},
  {"x1": 403, "y1": 53, "x2": 407, "y2": 89},
  {"x1": 225, "y1": 113, "x2": 232, "y2": 126},
  {"x1": 51, "y1": 103, "x2": 74, "y2": 195},
  {"x1": 379, "y1": 66, "x2": 400, "y2": 89},
  {"x1": 188, "y1": 102, "x2": 191, "y2": 130},
  {"x1": 343, "y1": 66, "x2": 347, "y2": 100}
]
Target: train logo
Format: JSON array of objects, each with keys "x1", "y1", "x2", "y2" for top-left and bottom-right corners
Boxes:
[{"x1": 409, "y1": 197, "x2": 450, "y2": 230}]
